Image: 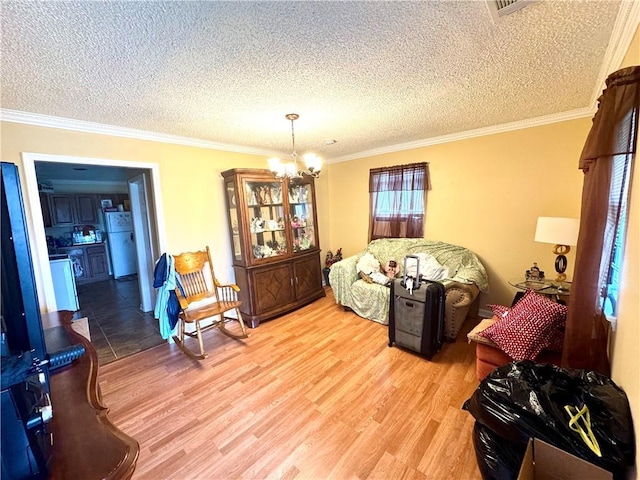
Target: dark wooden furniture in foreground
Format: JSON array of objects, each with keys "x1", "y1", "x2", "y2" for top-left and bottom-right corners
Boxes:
[
  {"x1": 43, "y1": 310, "x2": 139, "y2": 479},
  {"x1": 172, "y1": 246, "x2": 249, "y2": 359}
]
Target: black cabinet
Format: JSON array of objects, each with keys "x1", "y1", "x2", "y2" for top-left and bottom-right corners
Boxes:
[{"x1": 1, "y1": 162, "x2": 53, "y2": 479}]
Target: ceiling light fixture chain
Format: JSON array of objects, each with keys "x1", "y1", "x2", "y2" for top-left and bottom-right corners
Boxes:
[
  {"x1": 268, "y1": 113, "x2": 322, "y2": 180},
  {"x1": 286, "y1": 113, "x2": 299, "y2": 160}
]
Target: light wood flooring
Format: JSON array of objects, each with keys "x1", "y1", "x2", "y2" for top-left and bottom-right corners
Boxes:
[{"x1": 100, "y1": 288, "x2": 483, "y2": 480}]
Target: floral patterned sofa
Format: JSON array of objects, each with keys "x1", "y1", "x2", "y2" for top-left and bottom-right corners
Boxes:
[{"x1": 329, "y1": 238, "x2": 489, "y2": 340}]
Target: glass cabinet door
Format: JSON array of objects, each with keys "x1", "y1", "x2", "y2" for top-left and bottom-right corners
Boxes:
[
  {"x1": 244, "y1": 180, "x2": 288, "y2": 260},
  {"x1": 226, "y1": 182, "x2": 243, "y2": 262},
  {"x1": 288, "y1": 180, "x2": 316, "y2": 253}
]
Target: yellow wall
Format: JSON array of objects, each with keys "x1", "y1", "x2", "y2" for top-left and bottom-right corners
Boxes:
[
  {"x1": 328, "y1": 119, "x2": 587, "y2": 307},
  {"x1": 1, "y1": 123, "x2": 256, "y2": 253}
]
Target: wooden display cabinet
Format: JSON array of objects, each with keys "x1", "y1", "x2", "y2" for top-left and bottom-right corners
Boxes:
[{"x1": 221, "y1": 168, "x2": 325, "y2": 327}]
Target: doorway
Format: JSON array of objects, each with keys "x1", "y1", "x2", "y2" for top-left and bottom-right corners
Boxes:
[{"x1": 21, "y1": 153, "x2": 168, "y2": 363}]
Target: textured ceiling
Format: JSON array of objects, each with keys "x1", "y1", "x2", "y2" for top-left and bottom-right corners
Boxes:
[{"x1": 1, "y1": 1, "x2": 638, "y2": 163}]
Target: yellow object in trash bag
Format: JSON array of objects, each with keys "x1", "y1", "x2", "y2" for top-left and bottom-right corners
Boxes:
[{"x1": 564, "y1": 404, "x2": 602, "y2": 457}]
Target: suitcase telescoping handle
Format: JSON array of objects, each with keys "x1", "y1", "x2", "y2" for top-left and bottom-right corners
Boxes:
[{"x1": 401, "y1": 255, "x2": 422, "y2": 294}]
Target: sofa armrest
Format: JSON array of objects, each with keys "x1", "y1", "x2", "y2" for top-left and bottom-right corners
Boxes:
[
  {"x1": 442, "y1": 281, "x2": 480, "y2": 340},
  {"x1": 329, "y1": 254, "x2": 361, "y2": 306},
  {"x1": 444, "y1": 281, "x2": 479, "y2": 308}
]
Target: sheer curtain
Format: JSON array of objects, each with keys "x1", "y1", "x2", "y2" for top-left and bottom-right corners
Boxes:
[
  {"x1": 562, "y1": 66, "x2": 640, "y2": 375},
  {"x1": 368, "y1": 162, "x2": 430, "y2": 242}
]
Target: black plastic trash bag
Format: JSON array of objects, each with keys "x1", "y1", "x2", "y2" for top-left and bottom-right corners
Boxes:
[
  {"x1": 472, "y1": 421, "x2": 527, "y2": 480},
  {"x1": 463, "y1": 361, "x2": 635, "y2": 479}
]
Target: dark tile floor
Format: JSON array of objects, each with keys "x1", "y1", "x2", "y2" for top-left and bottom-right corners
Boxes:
[{"x1": 75, "y1": 276, "x2": 165, "y2": 365}]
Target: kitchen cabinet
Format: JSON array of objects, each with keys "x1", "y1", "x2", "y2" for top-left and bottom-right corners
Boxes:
[
  {"x1": 61, "y1": 247, "x2": 89, "y2": 283},
  {"x1": 221, "y1": 168, "x2": 325, "y2": 327},
  {"x1": 49, "y1": 193, "x2": 98, "y2": 226},
  {"x1": 75, "y1": 194, "x2": 98, "y2": 224},
  {"x1": 57, "y1": 243, "x2": 109, "y2": 284},
  {"x1": 40, "y1": 192, "x2": 52, "y2": 228},
  {"x1": 98, "y1": 193, "x2": 129, "y2": 210},
  {"x1": 50, "y1": 194, "x2": 76, "y2": 226},
  {"x1": 86, "y1": 244, "x2": 109, "y2": 281}
]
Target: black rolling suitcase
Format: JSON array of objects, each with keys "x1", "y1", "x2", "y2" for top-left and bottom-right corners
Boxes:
[{"x1": 388, "y1": 255, "x2": 445, "y2": 359}]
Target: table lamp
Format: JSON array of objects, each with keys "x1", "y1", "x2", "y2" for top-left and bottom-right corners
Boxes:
[{"x1": 534, "y1": 216, "x2": 580, "y2": 285}]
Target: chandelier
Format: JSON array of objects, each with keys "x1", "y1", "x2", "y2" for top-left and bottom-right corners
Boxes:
[{"x1": 268, "y1": 113, "x2": 322, "y2": 179}]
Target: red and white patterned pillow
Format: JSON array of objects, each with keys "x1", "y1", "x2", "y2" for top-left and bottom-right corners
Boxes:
[
  {"x1": 479, "y1": 290, "x2": 568, "y2": 361},
  {"x1": 488, "y1": 303, "x2": 510, "y2": 319},
  {"x1": 493, "y1": 296, "x2": 568, "y2": 352},
  {"x1": 547, "y1": 326, "x2": 566, "y2": 352}
]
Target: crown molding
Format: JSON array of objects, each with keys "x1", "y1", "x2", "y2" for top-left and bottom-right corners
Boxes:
[
  {"x1": 0, "y1": 109, "x2": 280, "y2": 158},
  {"x1": 328, "y1": 107, "x2": 595, "y2": 163},
  {"x1": 588, "y1": 0, "x2": 640, "y2": 106},
  {"x1": 2, "y1": 105, "x2": 596, "y2": 166}
]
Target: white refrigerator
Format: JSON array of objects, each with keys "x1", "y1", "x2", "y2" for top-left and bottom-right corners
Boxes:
[{"x1": 104, "y1": 211, "x2": 137, "y2": 279}]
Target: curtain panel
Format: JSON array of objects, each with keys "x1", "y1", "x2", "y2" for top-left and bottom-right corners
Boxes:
[
  {"x1": 562, "y1": 65, "x2": 640, "y2": 375},
  {"x1": 368, "y1": 162, "x2": 430, "y2": 242}
]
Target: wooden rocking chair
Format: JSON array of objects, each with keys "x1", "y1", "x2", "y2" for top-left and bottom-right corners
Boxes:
[{"x1": 172, "y1": 246, "x2": 249, "y2": 359}]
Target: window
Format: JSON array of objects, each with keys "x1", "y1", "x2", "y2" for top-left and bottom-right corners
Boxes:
[
  {"x1": 562, "y1": 65, "x2": 638, "y2": 374},
  {"x1": 600, "y1": 149, "x2": 633, "y2": 322},
  {"x1": 369, "y1": 162, "x2": 430, "y2": 241}
]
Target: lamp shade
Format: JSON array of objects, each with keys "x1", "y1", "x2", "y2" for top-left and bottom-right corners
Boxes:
[{"x1": 534, "y1": 217, "x2": 580, "y2": 246}]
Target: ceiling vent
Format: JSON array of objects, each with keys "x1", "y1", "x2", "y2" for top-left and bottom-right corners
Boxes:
[{"x1": 486, "y1": 0, "x2": 533, "y2": 22}]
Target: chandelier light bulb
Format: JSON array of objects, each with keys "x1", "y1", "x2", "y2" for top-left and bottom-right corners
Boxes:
[
  {"x1": 267, "y1": 157, "x2": 287, "y2": 178},
  {"x1": 284, "y1": 162, "x2": 298, "y2": 178},
  {"x1": 303, "y1": 153, "x2": 322, "y2": 173},
  {"x1": 268, "y1": 157, "x2": 282, "y2": 170}
]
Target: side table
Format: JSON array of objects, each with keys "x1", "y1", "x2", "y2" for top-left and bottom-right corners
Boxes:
[{"x1": 508, "y1": 278, "x2": 571, "y2": 306}]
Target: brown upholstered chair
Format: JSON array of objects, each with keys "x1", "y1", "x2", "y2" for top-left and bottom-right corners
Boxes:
[
  {"x1": 172, "y1": 246, "x2": 249, "y2": 359},
  {"x1": 469, "y1": 316, "x2": 562, "y2": 381}
]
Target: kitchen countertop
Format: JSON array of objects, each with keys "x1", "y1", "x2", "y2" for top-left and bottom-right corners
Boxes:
[
  {"x1": 58, "y1": 241, "x2": 106, "y2": 248},
  {"x1": 49, "y1": 242, "x2": 107, "y2": 257}
]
